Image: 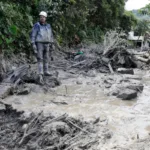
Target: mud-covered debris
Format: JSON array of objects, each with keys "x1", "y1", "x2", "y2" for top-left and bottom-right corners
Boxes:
[
  {"x1": 17, "y1": 87, "x2": 31, "y2": 95},
  {"x1": 76, "y1": 80, "x2": 83, "y2": 85},
  {"x1": 0, "y1": 103, "x2": 5, "y2": 111},
  {"x1": 117, "y1": 89, "x2": 137, "y2": 100},
  {"x1": 126, "y1": 83, "x2": 144, "y2": 92},
  {"x1": 0, "y1": 84, "x2": 14, "y2": 99},
  {"x1": 117, "y1": 68, "x2": 134, "y2": 75},
  {"x1": 0, "y1": 104, "x2": 102, "y2": 150}
]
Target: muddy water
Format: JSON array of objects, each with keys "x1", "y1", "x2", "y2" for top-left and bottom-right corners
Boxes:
[{"x1": 4, "y1": 70, "x2": 150, "y2": 149}]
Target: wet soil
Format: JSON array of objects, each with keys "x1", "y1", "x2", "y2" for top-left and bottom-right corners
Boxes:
[
  {"x1": 0, "y1": 105, "x2": 102, "y2": 150},
  {"x1": 1, "y1": 48, "x2": 150, "y2": 149},
  {"x1": 1, "y1": 68, "x2": 150, "y2": 149}
]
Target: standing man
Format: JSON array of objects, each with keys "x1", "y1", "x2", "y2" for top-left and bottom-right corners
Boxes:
[{"x1": 31, "y1": 11, "x2": 54, "y2": 76}]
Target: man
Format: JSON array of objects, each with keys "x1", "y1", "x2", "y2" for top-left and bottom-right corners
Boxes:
[{"x1": 31, "y1": 11, "x2": 54, "y2": 76}]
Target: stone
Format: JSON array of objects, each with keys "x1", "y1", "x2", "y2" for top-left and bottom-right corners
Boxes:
[
  {"x1": 117, "y1": 89, "x2": 137, "y2": 100},
  {"x1": 17, "y1": 87, "x2": 31, "y2": 95},
  {"x1": 76, "y1": 81, "x2": 83, "y2": 85},
  {"x1": 0, "y1": 85, "x2": 14, "y2": 99},
  {"x1": 122, "y1": 81, "x2": 144, "y2": 92},
  {"x1": 127, "y1": 84, "x2": 144, "y2": 92},
  {"x1": 74, "y1": 55, "x2": 85, "y2": 62},
  {"x1": 124, "y1": 75, "x2": 142, "y2": 80},
  {"x1": 87, "y1": 70, "x2": 96, "y2": 77},
  {"x1": 117, "y1": 68, "x2": 134, "y2": 75},
  {"x1": 105, "y1": 84, "x2": 111, "y2": 88},
  {"x1": 0, "y1": 104, "x2": 5, "y2": 111},
  {"x1": 42, "y1": 121, "x2": 70, "y2": 133},
  {"x1": 112, "y1": 90, "x2": 119, "y2": 96}
]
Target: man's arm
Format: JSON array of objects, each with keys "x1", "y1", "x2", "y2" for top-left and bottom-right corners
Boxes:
[
  {"x1": 49, "y1": 25, "x2": 54, "y2": 43},
  {"x1": 31, "y1": 23, "x2": 39, "y2": 45},
  {"x1": 31, "y1": 23, "x2": 39, "y2": 54}
]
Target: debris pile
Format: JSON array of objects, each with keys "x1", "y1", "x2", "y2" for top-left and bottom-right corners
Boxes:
[
  {"x1": 68, "y1": 31, "x2": 138, "y2": 73},
  {"x1": 0, "y1": 64, "x2": 61, "y2": 98},
  {"x1": 0, "y1": 103, "x2": 101, "y2": 150},
  {"x1": 101, "y1": 74, "x2": 144, "y2": 100}
]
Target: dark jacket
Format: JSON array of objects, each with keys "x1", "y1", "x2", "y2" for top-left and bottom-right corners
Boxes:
[{"x1": 31, "y1": 22, "x2": 54, "y2": 44}]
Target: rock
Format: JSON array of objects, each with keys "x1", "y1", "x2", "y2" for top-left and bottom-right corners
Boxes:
[
  {"x1": 105, "y1": 133, "x2": 112, "y2": 139},
  {"x1": 17, "y1": 87, "x2": 31, "y2": 95},
  {"x1": 117, "y1": 68, "x2": 134, "y2": 75},
  {"x1": 112, "y1": 90, "x2": 119, "y2": 96},
  {"x1": 74, "y1": 55, "x2": 85, "y2": 62},
  {"x1": 76, "y1": 80, "x2": 83, "y2": 85},
  {"x1": 27, "y1": 144, "x2": 37, "y2": 150},
  {"x1": 87, "y1": 70, "x2": 96, "y2": 77},
  {"x1": 22, "y1": 124, "x2": 28, "y2": 130},
  {"x1": 124, "y1": 75, "x2": 142, "y2": 80},
  {"x1": 42, "y1": 121, "x2": 70, "y2": 134},
  {"x1": 122, "y1": 81, "x2": 144, "y2": 92},
  {"x1": 0, "y1": 103, "x2": 5, "y2": 111},
  {"x1": 127, "y1": 84, "x2": 144, "y2": 92},
  {"x1": 0, "y1": 85, "x2": 14, "y2": 99},
  {"x1": 117, "y1": 89, "x2": 137, "y2": 100},
  {"x1": 105, "y1": 84, "x2": 111, "y2": 88}
]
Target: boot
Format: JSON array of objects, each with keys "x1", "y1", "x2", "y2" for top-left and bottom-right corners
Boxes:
[
  {"x1": 44, "y1": 63, "x2": 52, "y2": 76},
  {"x1": 44, "y1": 71, "x2": 52, "y2": 76}
]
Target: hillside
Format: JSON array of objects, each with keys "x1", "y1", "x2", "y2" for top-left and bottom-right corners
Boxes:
[{"x1": 132, "y1": 9, "x2": 150, "y2": 20}]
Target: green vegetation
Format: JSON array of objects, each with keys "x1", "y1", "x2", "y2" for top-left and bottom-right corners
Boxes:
[
  {"x1": 120, "y1": 11, "x2": 137, "y2": 33},
  {"x1": 132, "y1": 4, "x2": 150, "y2": 37},
  {"x1": 0, "y1": 0, "x2": 137, "y2": 56}
]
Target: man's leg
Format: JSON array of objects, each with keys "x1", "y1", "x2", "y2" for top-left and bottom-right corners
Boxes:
[
  {"x1": 43, "y1": 43, "x2": 50, "y2": 75},
  {"x1": 37, "y1": 43, "x2": 44, "y2": 75}
]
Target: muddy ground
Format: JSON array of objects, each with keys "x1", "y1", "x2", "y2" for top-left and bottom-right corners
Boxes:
[{"x1": 1, "y1": 46, "x2": 150, "y2": 149}]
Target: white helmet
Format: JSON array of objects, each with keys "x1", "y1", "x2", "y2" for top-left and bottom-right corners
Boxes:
[{"x1": 39, "y1": 11, "x2": 47, "y2": 17}]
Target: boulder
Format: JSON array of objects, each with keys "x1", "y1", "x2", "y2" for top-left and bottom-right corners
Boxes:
[
  {"x1": 87, "y1": 70, "x2": 96, "y2": 77},
  {"x1": 17, "y1": 87, "x2": 31, "y2": 95},
  {"x1": 117, "y1": 68, "x2": 134, "y2": 75},
  {"x1": 0, "y1": 85, "x2": 14, "y2": 99},
  {"x1": 76, "y1": 81, "x2": 83, "y2": 85},
  {"x1": 0, "y1": 103, "x2": 5, "y2": 111},
  {"x1": 122, "y1": 81, "x2": 144, "y2": 92},
  {"x1": 127, "y1": 84, "x2": 144, "y2": 92},
  {"x1": 117, "y1": 89, "x2": 137, "y2": 100},
  {"x1": 42, "y1": 121, "x2": 70, "y2": 134}
]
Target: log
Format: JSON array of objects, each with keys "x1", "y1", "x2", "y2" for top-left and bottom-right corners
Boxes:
[
  {"x1": 4, "y1": 65, "x2": 30, "y2": 83},
  {"x1": 127, "y1": 50, "x2": 150, "y2": 58},
  {"x1": 133, "y1": 53, "x2": 150, "y2": 58},
  {"x1": 134, "y1": 56, "x2": 150, "y2": 63},
  {"x1": 108, "y1": 63, "x2": 114, "y2": 74}
]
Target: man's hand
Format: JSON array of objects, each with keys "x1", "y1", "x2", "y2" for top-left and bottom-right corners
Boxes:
[
  {"x1": 32, "y1": 44, "x2": 37, "y2": 54},
  {"x1": 49, "y1": 43, "x2": 55, "y2": 51},
  {"x1": 52, "y1": 44, "x2": 55, "y2": 50}
]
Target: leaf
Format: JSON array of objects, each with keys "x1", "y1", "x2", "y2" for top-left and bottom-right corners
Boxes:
[
  {"x1": 0, "y1": 39, "x2": 2, "y2": 45},
  {"x1": 9, "y1": 25, "x2": 18, "y2": 36},
  {"x1": 6, "y1": 38, "x2": 13, "y2": 44}
]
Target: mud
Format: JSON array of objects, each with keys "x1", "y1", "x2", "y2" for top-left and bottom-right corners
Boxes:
[
  {"x1": 1, "y1": 48, "x2": 150, "y2": 149},
  {"x1": 0, "y1": 104, "x2": 105, "y2": 150},
  {"x1": 1, "y1": 68, "x2": 149, "y2": 149}
]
